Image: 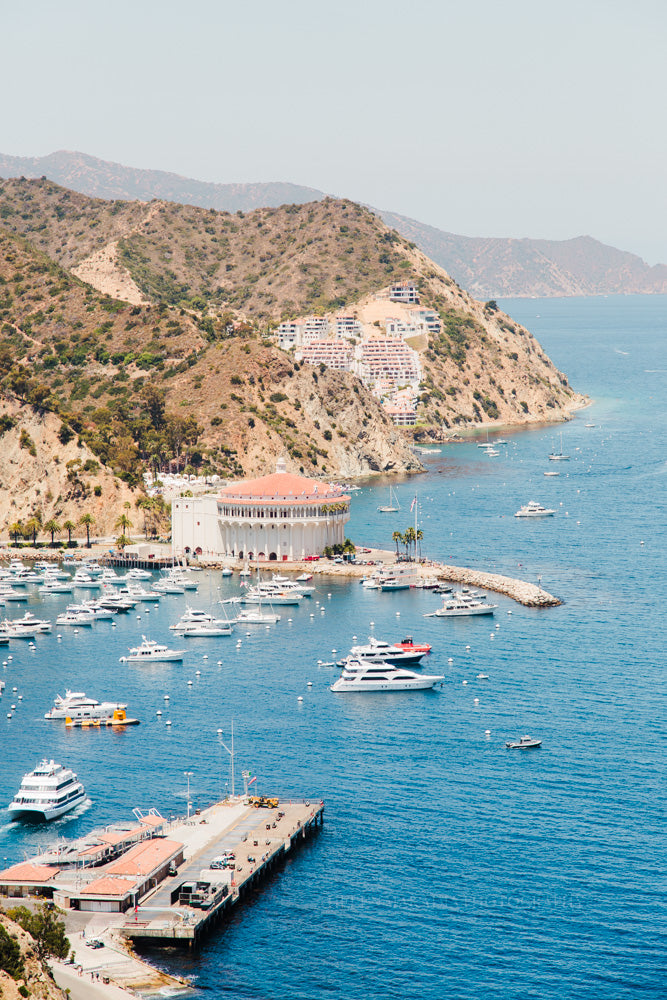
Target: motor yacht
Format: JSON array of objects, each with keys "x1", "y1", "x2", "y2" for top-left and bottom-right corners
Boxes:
[
  {"x1": 7, "y1": 612, "x2": 51, "y2": 633},
  {"x1": 331, "y1": 657, "x2": 443, "y2": 692},
  {"x1": 0, "y1": 619, "x2": 38, "y2": 639},
  {"x1": 270, "y1": 574, "x2": 314, "y2": 596},
  {"x1": 66, "y1": 601, "x2": 114, "y2": 621},
  {"x1": 0, "y1": 585, "x2": 29, "y2": 602},
  {"x1": 41, "y1": 578, "x2": 74, "y2": 594},
  {"x1": 8, "y1": 760, "x2": 86, "y2": 821},
  {"x1": 505, "y1": 735, "x2": 542, "y2": 750},
  {"x1": 241, "y1": 585, "x2": 302, "y2": 605},
  {"x1": 96, "y1": 594, "x2": 136, "y2": 612},
  {"x1": 360, "y1": 577, "x2": 380, "y2": 589},
  {"x1": 45, "y1": 690, "x2": 127, "y2": 721},
  {"x1": 424, "y1": 592, "x2": 498, "y2": 617},
  {"x1": 153, "y1": 579, "x2": 186, "y2": 595},
  {"x1": 170, "y1": 608, "x2": 233, "y2": 636},
  {"x1": 116, "y1": 585, "x2": 161, "y2": 602},
  {"x1": 56, "y1": 609, "x2": 96, "y2": 626},
  {"x1": 119, "y1": 637, "x2": 185, "y2": 663},
  {"x1": 124, "y1": 567, "x2": 153, "y2": 581},
  {"x1": 515, "y1": 501, "x2": 556, "y2": 518},
  {"x1": 344, "y1": 636, "x2": 427, "y2": 666},
  {"x1": 72, "y1": 571, "x2": 102, "y2": 589}
]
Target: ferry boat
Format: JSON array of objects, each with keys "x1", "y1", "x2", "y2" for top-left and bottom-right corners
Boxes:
[
  {"x1": 344, "y1": 636, "x2": 427, "y2": 666},
  {"x1": 8, "y1": 760, "x2": 86, "y2": 821},
  {"x1": 331, "y1": 657, "x2": 443, "y2": 693},
  {"x1": 120, "y1": 637, "x2": 185, "y2": 663},
  {"x1": 515, "y1": 501, "x2": 556, "y2": 518},
  {"x1": 424, "y1": 592, "x2": 498, "y2": 617},
  {"x1": 45, "y1": 690, "x2": 127, "y2": 721}
]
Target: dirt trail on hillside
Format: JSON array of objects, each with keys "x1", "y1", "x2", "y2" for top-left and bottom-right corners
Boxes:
[{"x1": 71, "y1": 202, "x2": 162, "y2": 303}]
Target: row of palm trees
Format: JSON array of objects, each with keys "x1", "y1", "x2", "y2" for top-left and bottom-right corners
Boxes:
[
  {"x1": 392, "y1": 527, "x2": 424, "y2": 561},
  {"x1": 8, "y1": 513, "x2": 97, "y2": 548}
]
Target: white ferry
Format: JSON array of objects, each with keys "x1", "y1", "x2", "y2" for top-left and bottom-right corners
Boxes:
[{"x1": 8, "y1": 760, "x2": 86, "y2": 821}]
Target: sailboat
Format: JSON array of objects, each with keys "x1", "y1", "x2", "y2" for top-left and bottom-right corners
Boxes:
[
  {"x1": 548, "y1": 431, "x2": 570, "y2": 461},
  {"x1": 377, "y1": 487, "x2": 400, "y2": 513}
]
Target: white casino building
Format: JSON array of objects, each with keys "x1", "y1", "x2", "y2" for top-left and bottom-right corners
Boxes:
[{"x1": 172, "y1": 459, "x2": 351, "y2": 561}]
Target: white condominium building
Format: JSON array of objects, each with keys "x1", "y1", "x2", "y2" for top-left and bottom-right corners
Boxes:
[
  {"x1": 334, "y1": 315, "x2": 362, "y2": 340},
  {"x1": 300, "y1": 339, "x2": 354, "y2": 370},
  {"x1": 358, "y1": 337, "x2": 422, "y2": 387},
  {"x1": 389, "y1": 282, "x2": 420, "y2": 304}
]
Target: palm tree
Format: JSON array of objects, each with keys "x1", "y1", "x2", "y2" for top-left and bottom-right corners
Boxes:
[
  {"x1": 403, "y1": 526, "x2": 416, "y2": 561},
  {"x1": 62, "y1": 520, "x2": 76, "y2": 546},
  {"x1": 135, "y1": 497, "x2": 152, "y2": 539},
  {"x1": 8, "y1": 521, "x2": 23, "y2": 545},
  {"x1": 416, "y1": 528, "x2": 424, "y2": 561},
  {"x1": 116, "y1": 534, "x2": 130, "y2": 551},
  {"x1": 24, "y1": 516, "x2": 41, "y2": 546},
  {"x1": 392, "y1": 530, "x2": 403, "y2": 557},
  {"x1": 43, "y1": 518, "x2": 60, "y2": 547},
  {"x1": 114, "y1": 514, "x2": 132, "y2": 537},
  {"x1": 79, "y1": 513, "x2": 95, "y2": 548}
]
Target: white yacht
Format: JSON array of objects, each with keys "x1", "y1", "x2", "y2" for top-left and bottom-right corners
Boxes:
[
  {"x1": 96, "y1": 593, "x2": 136, "y2": 612},
  {"x1": 116, "y1": 585, "x2": 161, "y2": 602},
  {"x1": 6, "y1": 612, "x2": 51, "y2": 633},
  {"x1": 8, "y1": 760, "x2": 86, "y2": 821},
  {"x1": 66, "y1": 601, "x2": 114, "y2": 621},
  {"x1": 56, "y1": 609, "x2": 95, "y2": 627},
  {"x1": 331, "y1": 657, "x2": 443, "y2": 693},
  {"x1": 45, "y1": 690, "x2": 127, "y2": 721},
  {"x1": 515, "y1": 501, "x2": 556, "y2": 518},
  {"x1": 361, "y1": 577, "x2": 381, "y2": 589},
  {"x1": 124, "y1": 567, "x2": 153, "y2": 581},
  {"x1": 424, "y1": 592, "x2": 498, "y2": 617},
  {"x1": 0, "y1": 619, "x2": 38, "y2": 639},
  {"x1": 153, "y1": 579, "x2": 186, "y2": 595},
  {"x1": 170, "y1": 608, "x2": 233, "y2": 636},
  {"x1": 0, "y1": 585, "x2": 29, "y2": 602},
  {"x1": 270, "y1": 574, "x2": 314, "y2": 596},
  {"x1": 344, "y1": 636, "x2": 427, "y2": 666},
  {"x1": 120, "y1": 637, "x2": 185, "y2": 663},
  {"x1": 41, "y1": 578, "x2": 74, "y2": 594},
  {"x1": 241, "y1": 585, "x2": 302, "y2": 606},
  {"x1": 232, "y1": 607, "x2": 281, "y2": 625},
  {"x1": 72, "y1": 570, "x2": 102, "y2": 589},
  {"x1": 221, "y1": 566, "x2": 233, "y2": 577}
]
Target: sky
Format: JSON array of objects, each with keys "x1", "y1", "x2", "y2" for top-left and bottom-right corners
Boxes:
[{"x1": 4, "y1": 0, "x2": 667, "y2": 263}]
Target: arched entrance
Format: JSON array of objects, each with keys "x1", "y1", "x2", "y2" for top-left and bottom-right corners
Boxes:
[{"x1": 269, "y1": 552, "x2": 277, "y2": 561}]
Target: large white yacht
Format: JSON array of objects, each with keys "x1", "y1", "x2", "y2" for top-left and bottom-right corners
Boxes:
[
  {"x1": 424, "y1": 592, "x2": 498, "y2": 617},
  {"x1": 72, "y1": 570, "x2": 102, "y2": 589},
  {"x1": 5, "y1": 612, "x2": 51, "y2": 633},
  {"x1": 8, "y1": 760, "x2": 86, "y2": 821},
  {"x1": 331, "y1": 657, "x2": 443, "y2": 693},
  {"x1": 45, "y1": 690, "x2": 127, "y2": 721},
  {"x1": 344, "y1": 636, "x2": 427, "y2": 666},
  {"x1": 56, "y1": 609, "x2": 95, "y2": 626},
  {"x1": 241, "y1": 584, "x2": 302, "y2": 605},
  {"x1": 515, "y1": 501, "x2": 556, "y2": 518},
  {"x1": 120, "y1": 637, "x2": 185, "y2": 663},
  {"x1": 233, "y1": 607, "x2": 281, "y2": 625}
]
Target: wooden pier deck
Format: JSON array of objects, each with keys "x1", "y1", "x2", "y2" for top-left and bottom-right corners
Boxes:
[{"x1": 121, "y1": 797, "x2": 324, "y2": 947}]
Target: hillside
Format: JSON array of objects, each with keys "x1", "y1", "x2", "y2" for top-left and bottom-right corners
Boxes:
[
  {"x1": 379, "y1": 211, "x2": 667, "y2": 298},
  {"x1": 2, "y1": 150, "x2": 666, "y2": 297},
  {"x1": 0, "y1": 149, "x2": 324, "y2": 212},
  {"x1": 0, "y1": 912, "x2": 66, "y2": 1000},
  {"x1": 0, "y1": 216, "x2": 422, "y2": 532}
]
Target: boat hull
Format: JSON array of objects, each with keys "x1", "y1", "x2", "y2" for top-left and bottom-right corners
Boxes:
[
  {"x1": 331, "y1": 675, "x2": 443, "y2": 692},
  {"x1": 8, "y1": 789, "x2": 86, "y2": 822}
]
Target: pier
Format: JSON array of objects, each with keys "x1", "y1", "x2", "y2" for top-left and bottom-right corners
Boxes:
[{"x1": 121, "y1": 797, "x2": 324, "y2": 947}]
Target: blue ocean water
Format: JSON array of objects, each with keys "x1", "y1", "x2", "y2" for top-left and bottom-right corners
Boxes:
[{"x1": 0, "y1": 295, "x2": 665, "y2": 998}]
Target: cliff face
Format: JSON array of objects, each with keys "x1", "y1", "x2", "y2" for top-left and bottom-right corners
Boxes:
[{"x1": 0, "y1": 914, "x2": 66, "y2": 1000}]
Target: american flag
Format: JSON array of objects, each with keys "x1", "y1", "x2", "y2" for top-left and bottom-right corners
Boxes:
[{"x1": 410, "y1": 496, "x2": 417, "y2": 512}]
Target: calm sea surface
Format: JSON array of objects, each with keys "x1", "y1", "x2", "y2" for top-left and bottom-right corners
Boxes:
[{"x1": 0, "y1": 295, "x2": 665, "y2": 998}]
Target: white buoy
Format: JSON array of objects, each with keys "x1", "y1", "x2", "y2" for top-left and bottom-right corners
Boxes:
[
  {"x1": 217, "y1": 661, "x2": 222, "y2": 666},
  {"x1": 145, "y1": 608, "x2": 150, "y2": 613},
  {"x1": 465, "y1": 645, "x2": 471, "y2": 651},
  {"x1": 485, "y1": 729, "x2": 491, "y2": 736},
  {"x1": 74, "y1": 629, "x2": 79, "y2": 635},
  {"x1": 187, "y1": 680, "x2": 193, "y2": 686},
  {"x1": 310, "y1": 613, "x2": 315, "y2": 618},
  {"x1": 297, "y1": 695, "x2": 303, "y2": 702},
  {"x1": 462, "y1": 680, "x2": 468, "y2": 686},
  {"x1": 352, "y1": 636, "x2": 357, "y2": 641},
  {"x1": 307, "y1": 681, "x2": 313, "y2": 687},
  {"x1": 12, "y1": 687, "x2": 17, "y2": 692},
  {"x1": 490, "y1": 634, "x2": 495, "y2": 639},
  {"x1": 165, "y1": 720, "x2": 171, "y2": 726},
  {"x1": 112, "y1": 622, "x2": 116, "y2": 627},
  {"x1": 246, "y1": 632, "x2": 251, "y2": 637},
  {"x1": 495, "y1": 623, "x2": 500, "y2": 629},
  {"x1": 6, "y1": 713, "x2": 11, "y2": 719},
  {"x1": 203, "y1": 654, "x2": 208, "y2": 659},
  {"x1": 7, "y1": 656, "x2": 12, "y2": 660},
  {"x1": 164, "y1": 694, "x2": 170, "y2": 700},
  {"x1": 448, "y1": 657, "x2": 453, "y2": 664},
  {"x1": 328, "y1": 594, "x2": 332, "y2": 599},
  {"x1": 507, "y1": 610, "x2": 512, "y2": 615},
  {"x1": 474, "y1": 697, "x2": 479, "y2": 705},
  {"x1": 217, "y1": 728, "x2": 222, "y2": 735},
  {"x1": 11, "y1": 705, "x2": 16, "y2": 710},
  {"x1": 136, "y1": 615, "x2": 141, "y2": 620},
  {"x1": 370, "y1": 621, "x2": 375, "y2": 627},
  {"x1": 196, "y1": 670, "x2": 201, "y2": 676},
  {"x1": 18, "y1": 694, "x2": 22, "y2": 700},
  {"x1": 156, "y1": 709, "x2": 162, "y2": 715}
]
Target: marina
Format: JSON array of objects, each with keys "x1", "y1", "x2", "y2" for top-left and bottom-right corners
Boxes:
[{"x1": 0, "y1": 296, "x2": 664, "y2": 1000}]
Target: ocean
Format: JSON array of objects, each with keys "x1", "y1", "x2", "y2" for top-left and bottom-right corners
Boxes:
[{"x1": 0, "y1": 295, "x2": 665, "y2": 998}]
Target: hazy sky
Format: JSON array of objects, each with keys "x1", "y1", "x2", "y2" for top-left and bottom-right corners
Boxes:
[{"x1": 4, "y1": 0, "x2": 667, "y2": 262}]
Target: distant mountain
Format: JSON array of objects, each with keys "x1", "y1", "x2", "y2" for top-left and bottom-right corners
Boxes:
[
  {"x1": 0, "y1": 149, "x2": 325, "y2": 212},
  {"x1": 379, "y1": 211, "x2": 667, "y2": 298},
  {"x1": 2, "y1": 150, "x2": 664, "y2": 297}
]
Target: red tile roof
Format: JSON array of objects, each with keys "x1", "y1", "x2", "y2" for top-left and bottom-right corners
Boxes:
[
  {"x1": 219, "y1": 472, "x2": 348, "y2": 504},
  {"x1": 0, "y1": 862, "x2": 59, "y2": 882},
  {"x1": 98, "y1": 826, "x2": 143, "y2": 846},
  {"x1": 80, "y1": 876, "x2": 137, "y2": 897},
  {"x1": 103, "y1": 839, "x2": 183, "y2": 877}
]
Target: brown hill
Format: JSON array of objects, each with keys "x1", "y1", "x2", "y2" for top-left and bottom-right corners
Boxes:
[
  {"x1": 2, "y1": 151, "x2": 664, "y2": 297},
  {"x1": 0, "y1": 913, "x2": 66, "y2": 1000}
]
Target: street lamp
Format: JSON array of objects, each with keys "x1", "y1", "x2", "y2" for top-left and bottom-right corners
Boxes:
[{"x1": 184, "y1": 771, "x2": 193, "y2": 819}]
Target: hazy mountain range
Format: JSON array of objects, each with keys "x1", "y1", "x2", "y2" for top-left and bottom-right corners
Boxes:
[{"x1": 2, "y1": 149, "x2": 666, "y2": 298}]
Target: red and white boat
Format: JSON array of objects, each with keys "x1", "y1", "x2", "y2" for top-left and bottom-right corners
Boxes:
[{"x1": 394, "y1": 636, "x2": 432, "y2": 654}]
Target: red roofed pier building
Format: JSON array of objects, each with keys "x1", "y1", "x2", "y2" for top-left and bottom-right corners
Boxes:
[{"x1": 172, "y1": 458, "x2": 351, "y2": 561}]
